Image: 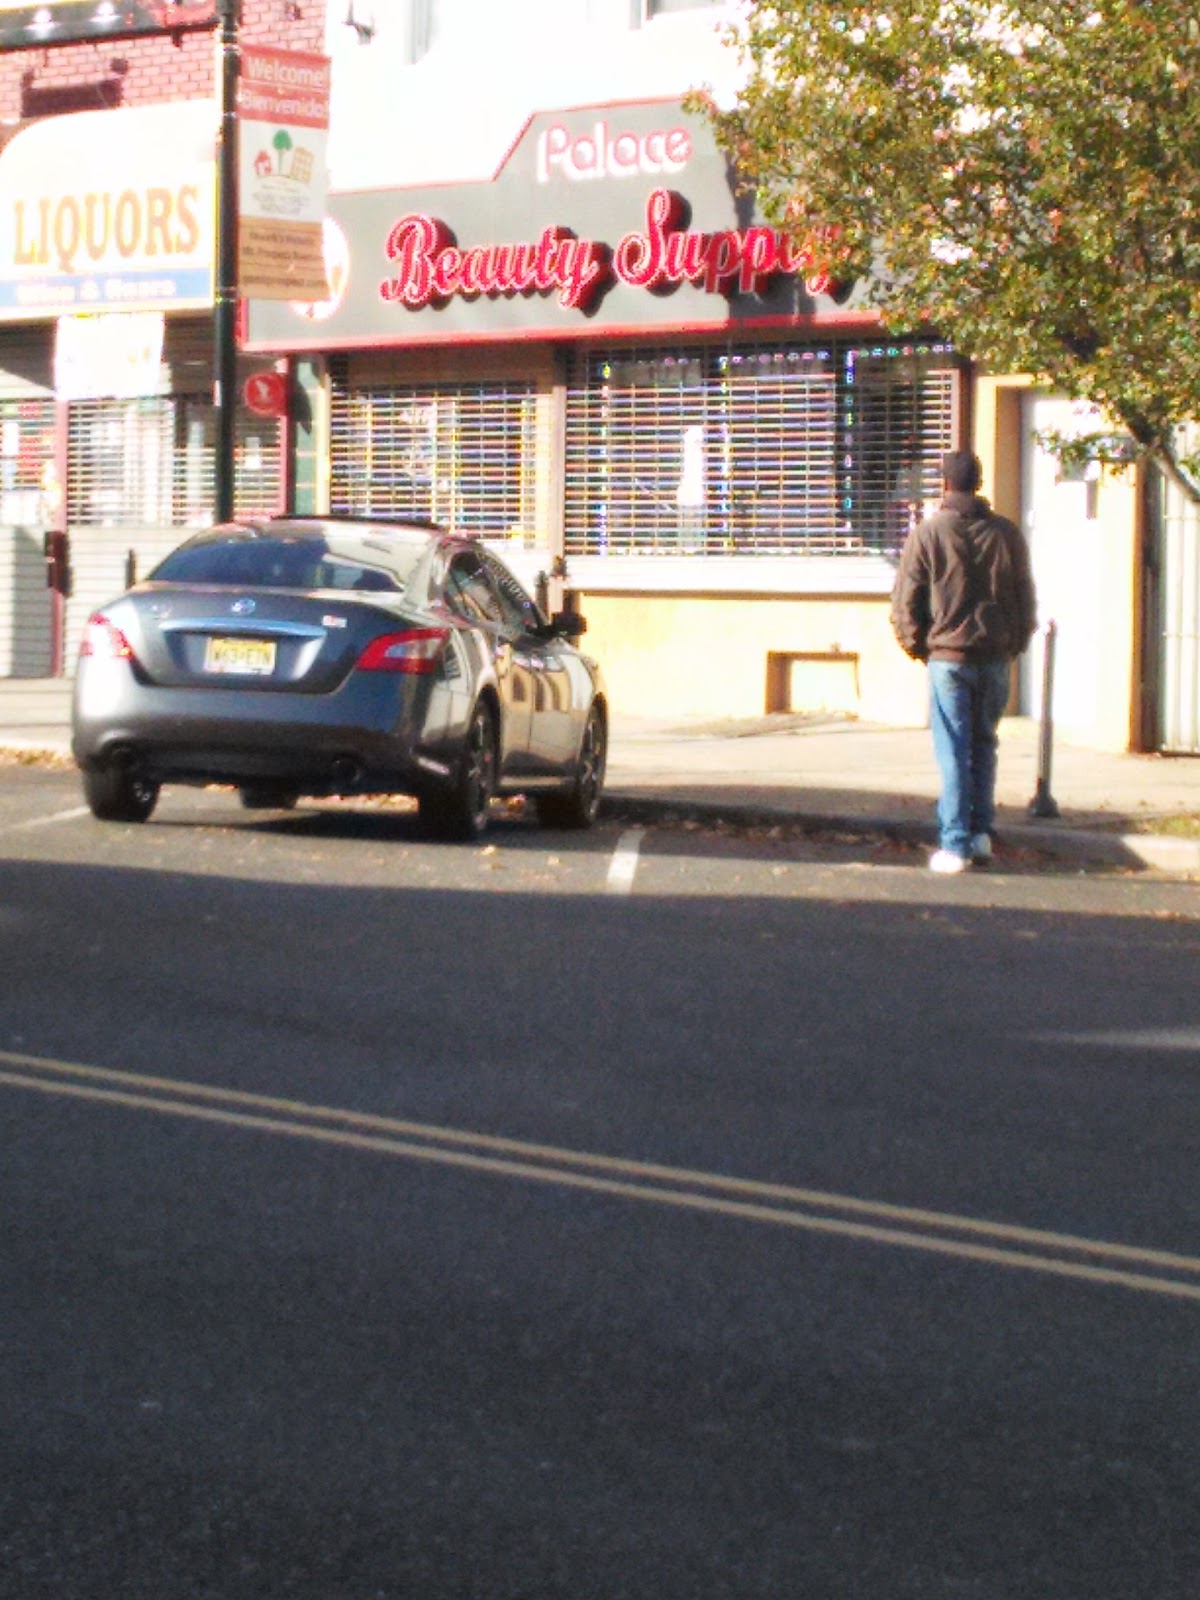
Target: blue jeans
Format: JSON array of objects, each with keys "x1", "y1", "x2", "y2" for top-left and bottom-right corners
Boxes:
[{"x1": 928, "y1": 659, "x2": 1011, "y2": 857}]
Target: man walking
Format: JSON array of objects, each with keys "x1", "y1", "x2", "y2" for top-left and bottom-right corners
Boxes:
[{"x1": 891, "y1": 450, "x2": 1037, "y2": 873}]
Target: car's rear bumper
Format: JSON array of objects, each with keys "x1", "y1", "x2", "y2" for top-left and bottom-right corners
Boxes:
[{"x1": 71, "y1": 670, "x2": 449, "y2": 796}]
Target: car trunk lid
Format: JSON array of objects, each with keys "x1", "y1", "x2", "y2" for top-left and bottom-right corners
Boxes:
[{"x1": 109, "y1": 587, "x2": 431, "y2": 694}]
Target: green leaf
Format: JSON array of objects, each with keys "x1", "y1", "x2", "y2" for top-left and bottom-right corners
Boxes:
[{"x1": 698, "y1": 0, "x2": 1200, "y2": 504}]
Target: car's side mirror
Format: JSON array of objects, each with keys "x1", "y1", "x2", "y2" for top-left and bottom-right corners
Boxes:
[{"x1": 552, "y1": 609, "x2": 586, "y2": 639}]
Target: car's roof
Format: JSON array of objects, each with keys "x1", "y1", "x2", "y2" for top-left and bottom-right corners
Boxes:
[
  {"x1": 209, "y1": 514, "x2": 449, "y2": 546},
  {"x1": 147, "y1": 515, "x2": 461, "y2": 594}
]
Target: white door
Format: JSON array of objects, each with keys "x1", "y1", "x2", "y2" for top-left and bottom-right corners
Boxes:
[
  {"x1": 1155, "y1": 424, "x2": 1200, "y2": 752},
  {"x1": 1019, "y1": 392, "x2": 1106, "y2": 739}
]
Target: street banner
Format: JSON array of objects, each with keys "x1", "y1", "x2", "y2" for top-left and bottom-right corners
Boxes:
[{"x1": 237, "y1": 46, "x2": 330, "y2": 303}]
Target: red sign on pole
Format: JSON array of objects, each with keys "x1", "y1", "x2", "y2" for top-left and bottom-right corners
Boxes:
[{"x1": 243, "y1": 370, "x2": 288, "y2": 417}]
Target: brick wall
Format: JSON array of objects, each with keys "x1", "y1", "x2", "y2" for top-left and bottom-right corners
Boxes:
[{"x1": 0, "y1": 4, "x2": 326, "y2": 122}]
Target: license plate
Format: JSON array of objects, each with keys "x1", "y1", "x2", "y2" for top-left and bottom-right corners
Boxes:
[{"x1": 203, "y1": 636, "x2": 277, "y2": 676}]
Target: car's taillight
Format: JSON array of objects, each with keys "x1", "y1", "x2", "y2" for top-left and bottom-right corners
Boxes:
[
  {"x1": 79, "y1": 613, "x2": 136, "y2": 662},
  {"x1": 355, "y1": 627, "x2": 450, "y2": 674}
]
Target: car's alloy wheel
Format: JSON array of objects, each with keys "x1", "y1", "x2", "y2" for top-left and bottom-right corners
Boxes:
[
  {"x1": 536, "y1": 703, "x2": 606, "y2": 829},
  {"x1": 82, "y1": 766, "x2": 160, "y2": 824},
  {"x1": 419, "y1": 701, "x2": 497, "y2": 841}
]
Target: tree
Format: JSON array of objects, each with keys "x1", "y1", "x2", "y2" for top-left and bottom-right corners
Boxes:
[
  {"x1": 273, "y1": 128, "x2": 293, "y2": 174},
  {"x1": 694, "y1": 0, "x2": 1200, "y2": 503}
]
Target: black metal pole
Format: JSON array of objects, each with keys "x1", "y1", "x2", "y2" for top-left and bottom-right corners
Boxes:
[
  {"x1": 214, "y1": 0, "x2": 240, "y2": 523},
  {"x1": 1028, "y1": 618, "x2": 1061, "y2": 819}
]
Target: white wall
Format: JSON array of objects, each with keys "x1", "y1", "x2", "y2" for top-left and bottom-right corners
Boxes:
[
  {"x1": 1020, "y1": 392, "x2": 1139, "y2": 751},
  {"x1": 323, "y1": 0, "x2": 744, "y2": 191}
]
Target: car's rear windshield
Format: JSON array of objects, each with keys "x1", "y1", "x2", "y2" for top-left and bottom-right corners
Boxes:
[{"x1": 149, "y1": 530, "x2": 428, "y2": 594}]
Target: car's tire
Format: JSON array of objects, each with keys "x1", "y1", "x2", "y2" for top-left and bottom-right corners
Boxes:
[
  {"x1": 239, "y1": 783, "x2": 299, "y2": 811},
  {"x1": 419, "y1": 700, "x2": 497, "y2": 841},
  {"x1": 536, "y1": 703, "x2": 606, "y2": 830},
  {"x1": 82, "y1": 766, "x2": 160, "y2": 824}
]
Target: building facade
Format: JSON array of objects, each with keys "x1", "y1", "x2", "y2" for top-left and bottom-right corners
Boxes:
[
  {"x1": 0, "y1": 0, "x2": 322, "y2": 677},
  {"x1": 255, "y1": 0, "x2": 969, "y2": 730},
  {"x1": 0, "y1": 0, "x2": 1194, "y2": 753},
  {"x1": 247, "y1": 88, "x2": 966, "y2": 727}
]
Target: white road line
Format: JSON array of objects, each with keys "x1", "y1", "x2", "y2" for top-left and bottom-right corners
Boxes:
[
  {"x1": 1030, "y1": 1028, "x2": 1200, "y2": 1050},
  {"x1": 0, "y1": 806, "x2": 89, "y2": 836},
  {"x1": 606, "y1": 827, "x2": 646, "y2": 894}
]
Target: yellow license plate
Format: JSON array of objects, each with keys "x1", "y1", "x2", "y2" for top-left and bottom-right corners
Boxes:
[{"x1": 204, "y1": 636, "x2": 277, "y2": 675}]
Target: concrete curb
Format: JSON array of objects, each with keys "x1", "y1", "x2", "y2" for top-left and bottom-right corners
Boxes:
[
  {"x1": 2, "y1": 736, "x2": 1197, "y2": 876},
  {"x1": 600, "y1": 791, "x2": 1200, "y2": 875},
  {"x1": 0, "y1": 738, "x2": 72, "y2": 759}
]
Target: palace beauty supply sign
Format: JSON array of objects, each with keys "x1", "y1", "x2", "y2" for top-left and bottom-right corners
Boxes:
[{"x1": 243, "y1": 100, "x2": 865, "y2": 352}]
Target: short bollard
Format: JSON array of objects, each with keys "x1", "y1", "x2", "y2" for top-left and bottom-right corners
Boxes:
[{"x1": 1028, "y1": 618, "x2": 1061, "y2": 819}]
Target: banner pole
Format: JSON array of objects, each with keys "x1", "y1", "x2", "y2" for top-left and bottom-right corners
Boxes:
[{"x1": 214, "y1": 0, "x2": 240, "y2": 523}]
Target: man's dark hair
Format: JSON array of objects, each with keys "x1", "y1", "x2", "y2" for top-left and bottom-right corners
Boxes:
[{"x1": 942, "y1": 450, "x2": 983, "y2": 493}]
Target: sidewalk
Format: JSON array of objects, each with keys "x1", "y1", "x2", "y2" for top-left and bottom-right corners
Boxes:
[
  {"x1": 2, "y1": 678, "x2": 1199, "y2": 873},
  {"x1": 606, "y1": 710, "x2": 1200, "y2": 874}
]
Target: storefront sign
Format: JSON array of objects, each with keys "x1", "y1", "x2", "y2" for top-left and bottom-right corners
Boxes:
[
  {"x1": 244, "y1": 99, "x2": 865, "y2": 353},
  {"x1": 54, "y1": 311, "x2": 165, "y2": 399},
  {"x1": 0, "y1": 102, "x2": 216, "y2": 321},
  {"x1": 243, "y1": 369, "x2": 289, "y2": 416},
  {"x1": 380, "y1": 188, "x2": 839, "y2": 313},
  {"x1": 380, "y1": 218, "x2": 606, "y2": 312},
  {"x1": 0, "y1": 0, "x2": 216, "y2": 50},
  {"x1": 237, "y1": 46, "x2": 331, "y2": 303},
  {"x1": 535, "y1": 118, "x2": 692, "y2": 184}
]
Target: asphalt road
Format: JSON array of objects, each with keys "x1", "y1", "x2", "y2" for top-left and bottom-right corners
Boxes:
[{"x1": 2, "y1": 763, "x2": 1199, "y2": 1599}]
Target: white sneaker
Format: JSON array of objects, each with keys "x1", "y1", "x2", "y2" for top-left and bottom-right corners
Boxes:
[
  {"x1": 929, "y1": 848, "x2": 971, "y2": 874},
  {"x1": 970, "y1": 832, "x2": 993, "y2": 864}
]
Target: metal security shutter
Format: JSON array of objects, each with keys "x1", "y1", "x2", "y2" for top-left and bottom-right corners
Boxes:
[
  {"x1": 67, "y1": 396, "x2": 283, "y2": 528},
  {"x1": 721, "y1": 347, "x2": 839, "y2": 551},
  {"x1": 0, "y1": 396, "x2": 55, "y2": 521},
  {"x1": 329, "y1": 361, "x2": 540, "y2": 538},
  {"x1": 562, "y1": 348, "x2": 714, "y2": 553},
  {"x1": 0, "y1": 395, "x2": 57, "y2": 675},
  {"x1": 564, "y1": 338, "x2": 960, "y2": 557},
  {"x1": 65, "y1": 317, "x2": 281, "y2": 528},
  {"x1": 842, "y1": 340, "x2": 960, "y2": 555},
  {"x1": 0, "y1": 334, "x2": 56, "y2": 674},
  {"x1": 1156, "y1": 429, "x2": 1200, "y2": 752}
]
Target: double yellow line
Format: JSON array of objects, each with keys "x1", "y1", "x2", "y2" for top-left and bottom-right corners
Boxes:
[{"x1": 3, "y1": 1047, "x2": 1199, "y2": 1303}]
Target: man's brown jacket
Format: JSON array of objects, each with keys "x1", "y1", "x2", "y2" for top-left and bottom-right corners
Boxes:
[{"x1": 890, "y1": 490, "x2": 1037, "y2": 663}]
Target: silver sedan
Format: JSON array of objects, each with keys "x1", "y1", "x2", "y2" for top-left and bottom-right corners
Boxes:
[{"x1": 71, "y1": 516, "x2": 607, "y2": 840}]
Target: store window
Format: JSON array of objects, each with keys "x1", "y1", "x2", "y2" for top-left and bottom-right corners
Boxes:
[
  {"x1": 329, "y1": 367, "x2": 540, "y2": 540},
  {"x1": 841, "y1": 345, "x2": 956, "y2": 555},
  {"x1": 67, "y1": 398, "x2": 282, "y2": 528},
  {"x1": 564, "y1": 338, "x2": 959, "y2": 557},
  {"x1": 0, "y1": 399, "x2": 55, "y2": 528},
  {"x1": 403, "y1": 0, "x2": 507, "y2": 58}
]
